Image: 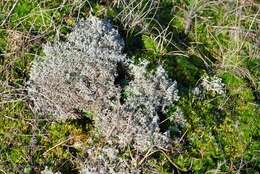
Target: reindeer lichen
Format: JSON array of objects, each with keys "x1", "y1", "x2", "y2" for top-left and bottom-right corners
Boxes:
[{"x1": 29, "y1": 16, "x2": 180, "y2": 173}]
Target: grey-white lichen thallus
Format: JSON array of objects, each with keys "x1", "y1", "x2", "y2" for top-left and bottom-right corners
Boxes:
[
  {"x1": 200, "y1": 75, "x2": 225, "y2": 95},
  {"x1": 28, "y1": 16, "x2": 125, "y2": 120},
  {"x1": 28, "y1": 16, "x2": 181, "y2": 173},
  {"x1": 192, "y1": 75, "x2": 225, "y2": 96}
]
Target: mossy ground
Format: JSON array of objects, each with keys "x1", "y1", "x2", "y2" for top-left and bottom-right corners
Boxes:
[{"x1": 0, "y1": 0, "x2": 259, "y2": 173}]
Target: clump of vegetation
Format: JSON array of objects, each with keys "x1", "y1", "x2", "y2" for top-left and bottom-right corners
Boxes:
[
  {"x1": 28, "y1": 16, "x2": 182, "y2": 173},
  {"x1": 27, "y1": 16, "x2": 125, "y2": 120}
]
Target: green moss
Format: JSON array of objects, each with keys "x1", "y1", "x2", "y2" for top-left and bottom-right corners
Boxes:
[
  {"x1": 13, "y1": 0, "x2": 35, "y2": 17},
  {"x1": 0, "y1": 101, "x2": 90, "y2": 173},
  {"x1": 0, "y1": 30, "x2": 7, "y2": 50},
  {"x1": 216, "y1": 117, "x2": 248, "y2": 159},
  {"x1": 220, "y1": 71, "x2": 255, "y2": 101},
  {"x1": 93, "y1": 3, "x2": 106, "y2": 17},
  {"x1": 176, "y1": 69, "x2": 259, "y2": 172},
  {"x1": 10, "y1": 1, "x2": 52, "y2": 31},
  {"x1": 165, "y1": 56, "x2": 205, "y2": 88},
  {"x1": 142, "y1": 35, "x2": 158, "y2": 53},
  {"x1": 0, "y1": 30, "x2": 6, "y2": 70},
  {"x1": 10, "y1": 147, "x2": 27, "y2": 164},
  {"x1": 0, "y1": 102, "x2": 32, "y2": 172}
]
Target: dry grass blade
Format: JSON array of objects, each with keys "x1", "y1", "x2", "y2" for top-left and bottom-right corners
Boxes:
[
  {"x1": 115, "y1": 0, "x2": 159, "y2": 34},
  {"x1": 0, "y1": 0, "x2": 19, "y2": 26},
  {"x1": 43, "y1": 136, "x2": 74, "y2": 157}
]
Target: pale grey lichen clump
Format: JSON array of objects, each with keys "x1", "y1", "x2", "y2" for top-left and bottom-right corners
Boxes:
[
  {"x1": 96, "y1": 62, "x2": 179, "y2": 152},
  {"x1": 29, "y1": 16, "x2": 180, "y2": 173},
  {"x1": 80, "y1": 62, "x2": 179, "y2": 173},
  {"x1": 192, "y1": 75, "x2": 225, "y2": 96},
  {"x1": 80, "y1": 145, "x2": 141, "y2": 174},
  {"x1": 41, "y1": 167, "x2": 61, "y2": 174},
  {"x1": 28, "y1": 16, "x2": 124, "y2": 120}
]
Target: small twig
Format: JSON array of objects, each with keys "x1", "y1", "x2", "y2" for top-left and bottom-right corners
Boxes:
[
  {"x1": 138, "y1": 147, "x2": 154, "y2": 166},
  {"x1": 106, "y1": 125, "x2": 116, "y2": 138},
  {"x1": 1, "y1": 0, "x2": 19, "y2": 26},
  {"x1": 184, "y1": 10, "x2": 195, "y2": 34},
  {"x1": 158, "y1": 148, "x2": 188, "y2": 172},
  {"x1": 4, "y1": 115, "x2": 18, "y2": 121},
  {"x1": 178, "y1": 129, "x2": 188, "y2": 143},
  {"x1": 43, "y1": 136, "x2": 74, "y2": 156},
  {"x1": 0, "y1": 169, "x2": 7, "y2": 174},
  {"x1": 0, "y1": 98, "x2": 27, "y2": 104}
]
